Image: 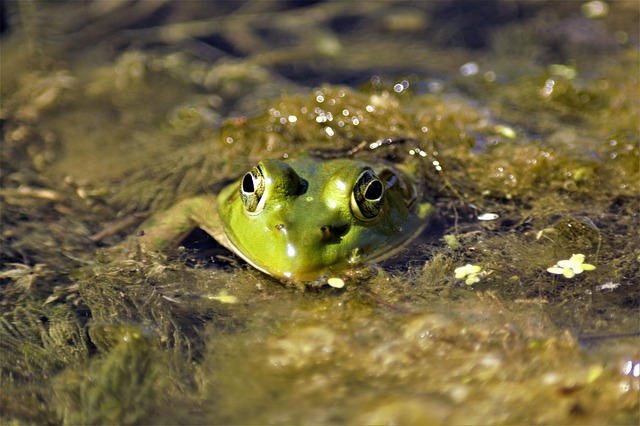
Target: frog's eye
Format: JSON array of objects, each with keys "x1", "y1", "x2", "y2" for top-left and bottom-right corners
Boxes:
[
  {"x1": 240, "y1": 166, "x2": 266, "y2": 213},
  {"x1": 351, "y1": 169, "x2": 384, "y2": 221}
]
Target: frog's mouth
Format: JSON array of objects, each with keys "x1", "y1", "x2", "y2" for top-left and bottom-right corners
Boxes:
[
  {"x1": 220, "y1": 230, "x2": 362, "y2": 282},
  {"x1": 256, "y1": 242, "x2": 357, "y2": 282}
]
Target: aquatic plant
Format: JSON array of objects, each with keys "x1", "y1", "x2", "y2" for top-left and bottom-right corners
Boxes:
[
  {"x1": 454, "y1": 264, "x2": 484, "y2": 285},
  {"x1": 547, "y1": 254, "x2": 596, "y2": 278}
]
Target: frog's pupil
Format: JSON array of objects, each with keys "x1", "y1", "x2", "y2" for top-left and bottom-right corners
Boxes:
[
  {"x1": 242, "y1": 173, "x2": 255, "y2": 193},
  {"x1": 365, "y1": 180, "x2": 383, "y2": 200}
]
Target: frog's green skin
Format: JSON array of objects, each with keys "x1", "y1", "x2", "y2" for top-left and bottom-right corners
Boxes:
[{"x1": 138, "y1": 157, "x2": 434, "y2": 282}]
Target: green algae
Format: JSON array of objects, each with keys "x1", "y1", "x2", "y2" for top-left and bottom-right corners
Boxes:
[{"x1": 1, "y1": 1, "x2": 639, "y2": 424}]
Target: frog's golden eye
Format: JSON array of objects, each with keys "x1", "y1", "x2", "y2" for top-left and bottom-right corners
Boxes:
[
  {"x1": 351, "y1": 169, "x2": 384, "y2": 221},
  {"x1": 240, "y1": 166, "x2": 266, "y2": 213}
]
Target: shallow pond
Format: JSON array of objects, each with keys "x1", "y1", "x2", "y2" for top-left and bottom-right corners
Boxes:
[{"x1": 1, "y1": 1, "x2": 639, "y2": 424}]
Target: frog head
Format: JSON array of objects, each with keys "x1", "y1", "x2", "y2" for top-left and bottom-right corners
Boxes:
[{"x1": 217, "y1": 157, "x2": 432, "y2": 282}]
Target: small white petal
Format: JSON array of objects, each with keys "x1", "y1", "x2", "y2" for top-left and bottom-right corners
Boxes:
[
  {"x1": 557, "y1": 260, "x2": 574, "y2": 268},
  {"x1": 454, "y1": 266, "x2": 470, "y2": 279},
  {"x1": 455, "y1": 264, "x2": 482, "y2": 279},
  {"x1": 467, "y1": 265, "x2": 481, "y2": 274},
  {"x1": 465, "y1": 274, "x2": 481, "y2": 285},
  {"x1": 327, "y1": 277, "x2": 345, "y2": 288},
  {"x1": 569, "y1": 254, "x2": 586, "y2": 264}
]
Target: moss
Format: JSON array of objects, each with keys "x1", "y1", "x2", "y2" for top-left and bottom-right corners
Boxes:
[{"x1": 53, "y1": 324, "x2": 163, "y2": 425}]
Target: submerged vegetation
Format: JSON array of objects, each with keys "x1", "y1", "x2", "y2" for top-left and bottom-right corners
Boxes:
[{"x1": 1, "y1": 1, "x2": 638, "y2": 424}]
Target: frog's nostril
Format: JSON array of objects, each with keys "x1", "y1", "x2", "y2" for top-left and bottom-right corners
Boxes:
[{"x1": 320, "y1": 223, "x2": 350, "y2": 242}]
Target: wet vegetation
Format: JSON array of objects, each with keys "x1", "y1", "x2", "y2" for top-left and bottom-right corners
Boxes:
[{"x1": 1, "y1": 1, "x2": 638, "y2": 424}]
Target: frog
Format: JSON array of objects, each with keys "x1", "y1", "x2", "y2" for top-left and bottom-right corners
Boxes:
[{"x1": 136, "y1": 146, "x2": 434, "y2": 283}]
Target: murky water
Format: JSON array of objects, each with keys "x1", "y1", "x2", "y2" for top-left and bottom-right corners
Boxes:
[{"x1": 1, "y1": 1, "x2": 638, "y2": 424}]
